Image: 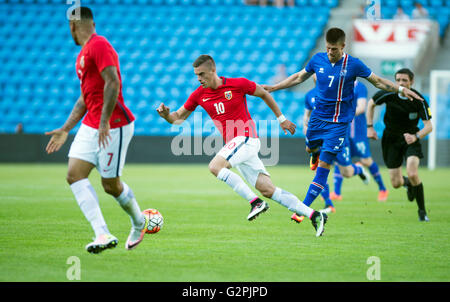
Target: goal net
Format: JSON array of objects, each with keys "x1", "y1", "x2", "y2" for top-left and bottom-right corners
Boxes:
[{"x1": 428, "y1": 70, "x2": 450, "y2": 170}]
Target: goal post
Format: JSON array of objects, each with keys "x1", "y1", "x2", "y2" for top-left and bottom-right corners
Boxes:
[{"x1": 428, "y1": 70, "x2": 450, "y2": 170}]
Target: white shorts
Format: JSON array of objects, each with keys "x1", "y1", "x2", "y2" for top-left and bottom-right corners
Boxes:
[
  {"x1": 68, "y1": 122, "x2": 134, "y2": 178},
  {"x1": 217, "y1": 136, "x2": 269, "y2": 187}
]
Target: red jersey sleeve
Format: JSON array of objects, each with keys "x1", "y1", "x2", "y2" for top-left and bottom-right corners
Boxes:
[
  {"x1": 183, "y1": 87, "x2": 202, "y2": 111},
  {"x1": 236, "y1": 78, "x2": 257, "y2": 95},
  {"x1": 90, "y1": 39, "x2": 117, "y2": 74}
]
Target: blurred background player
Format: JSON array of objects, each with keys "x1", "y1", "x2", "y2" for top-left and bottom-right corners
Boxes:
[
  {"x1": 157, "y1": 55, "x2": 327, "y2": 237},
  {"x1": 263, "y1": 27, "x2": 422, "y2": 219},
  {"x1": 367, "y1": 68, "x2": 432, "y2": 222},
  {"x1": 331, "y1": 80, "x2": 388, "y2": 202},
  {"x1": 45, "y1": 7, "x2": 150, "y2": 253}
]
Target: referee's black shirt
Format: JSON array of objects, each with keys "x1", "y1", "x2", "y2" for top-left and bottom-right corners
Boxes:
[{"x1": 372, "y1": 89, "x2": 432, "y2": 136}]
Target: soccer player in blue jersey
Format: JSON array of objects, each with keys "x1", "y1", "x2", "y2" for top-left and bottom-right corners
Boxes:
[
  {"x1": 300, "y1": 81, "x2": 335, "y2": 214},
  {"x1": 291, "y1": 77, "x2": 370, "y2": 223},
  {"x1": 263, "y1": 28, "x2": 421, "y2": 226},
  {"x1": 331, "y1": 80, "x2": 389, "y2": 202}
]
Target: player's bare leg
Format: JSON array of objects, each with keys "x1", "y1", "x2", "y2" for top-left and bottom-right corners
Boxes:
[
  {"x1": 388, "y1": 167, "x2": 404, "y2": 189},
  {"x1": 209, "y1": 155, "x2": 268, "y2": 220},
  {"x1": 389, "y1": 166, "x2": 416, "y2": 203},
  {"x1": 67, "y1": 158, "x2": 117, "y2": 253},
  {"x1": 101, "y1": 176, "x2": 147, "y2": 250},
  {"x1": 406, "y1": 156, "x2": 420, "y2": 186},
  {"x1": 66, "y1": 157, "x2": 95, "y2": 185}
]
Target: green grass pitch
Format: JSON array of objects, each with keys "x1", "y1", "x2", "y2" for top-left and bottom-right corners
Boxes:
[{"x1": 0, "y1": 163, "x2": 449, "y2": 282}]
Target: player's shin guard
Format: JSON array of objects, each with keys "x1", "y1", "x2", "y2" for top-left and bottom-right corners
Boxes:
[
  {"x1": 115, "y1": 182, "x2": 145, "y2": 229},
  {"x1": 271, "y1": 187, "x2": 314, "y2": 218},
  {"x1": 217, "y1": 168, "x2": 258, "y2": 202},
  {"x1": 70, "y1": 178, "x2": 110, "y2": 238},
  {"x1": 303, "y1": 167, "x2": 330, "y2": 206}
]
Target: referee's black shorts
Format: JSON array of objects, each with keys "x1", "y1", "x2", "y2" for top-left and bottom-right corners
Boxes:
[{"x1": 381, "y1": 131, "x2": 424, "y2": 169}]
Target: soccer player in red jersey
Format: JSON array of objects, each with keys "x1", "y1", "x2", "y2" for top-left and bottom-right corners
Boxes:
[
  {"x1": 157, "y1": 55, "x2": 327, "y2": 237},
  {"x1": 45, "y1": 7, "x2": 150, "y2": 253}
]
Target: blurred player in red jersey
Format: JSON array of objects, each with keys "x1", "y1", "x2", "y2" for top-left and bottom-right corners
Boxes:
[
  {"x1": 157, "y1": 55, "x2": 327, "y2": 237},
  {"x1": 45, "y1": 7, "x2": 150, "y2": 253}
]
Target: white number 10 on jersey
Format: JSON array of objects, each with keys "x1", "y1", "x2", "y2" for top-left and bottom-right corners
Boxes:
[{"x1": 214, "y1": 102, "x2": 225, "y2": 114}]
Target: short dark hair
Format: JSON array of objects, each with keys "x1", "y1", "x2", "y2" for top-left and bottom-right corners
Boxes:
[
  {"x1": 70, "y1": 6, "x2": 94, "y2": 21},
  {"x1": 326, "y1": 27, "x2": 346, "y2": 44},
  {"x1": 193, "y1": 55, "x2": 215, "y2": 69},
  {"x1": 395, "y1": 68, "x2": 414, "y2": 81}
]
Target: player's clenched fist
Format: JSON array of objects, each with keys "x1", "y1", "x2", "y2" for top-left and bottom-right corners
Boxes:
[{"x1": 367, "y1": 127, "x2": 378, "y2": 140}]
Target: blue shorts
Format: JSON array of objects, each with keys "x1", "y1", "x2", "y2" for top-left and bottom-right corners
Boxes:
[
  {"x1": 349, "y1": 135, "x2": 372, "y2": 159},
  {"x1": 335, "y1": 139, "x2": 352, "y2": 166},
  {"x1": 305, "y1": 116, "x2": 350, "y2": 155}
]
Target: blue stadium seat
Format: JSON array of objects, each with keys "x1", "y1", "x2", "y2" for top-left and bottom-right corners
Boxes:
[{"x1": 430, "y1": 0, "x2": 444, "y2": 6}]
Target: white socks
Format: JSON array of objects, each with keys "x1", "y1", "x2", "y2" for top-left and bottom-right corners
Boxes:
[
  {"x1": 216, "y1": 168, "x2": 314, "y2": 218},
  {"x1": 70, "y1": 178, "x2": 110, "y2": 238},
  {"x1": 271, "y1": 187, "x2": 314, "y2": 218},
  {"x1": 115, "y1": 182, "x2": 145, "y2": 229},
  {"x1": 217, "y1": 168, "x2": 258, "y2": 202},
  {"x1": 71, "y1": 179, "x2": 145, "y2": 239}
]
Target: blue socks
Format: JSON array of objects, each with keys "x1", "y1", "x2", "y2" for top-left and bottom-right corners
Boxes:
[
  {"x1": 333, "y1": 165, "x2": 343, "y2": 195},
  {"x1": 303, "y1": 166, "x2": 330, "y2": 207},
  {"x1": 368, "y1": 162, "x2": 387, "y2": 191}
]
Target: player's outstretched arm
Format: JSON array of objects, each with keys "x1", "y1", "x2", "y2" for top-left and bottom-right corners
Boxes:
[
  {"x1": 366, "y1": 98, "x2": 378, "y2": 140},
  {"x1": 366, "y1": 73, "x2": 423, "y2": 101},
  {"x1": 262, "y1": 69, "x2": 313, "y2": 93},
  {"x1": 45, "y1": 95, "x2": 87, "y2": 154},
  {"x1": 252, "y1": 84, "x2": 296, "y2": 135},
  {"x1": 156, "y1": 103, "x2": 192, "y2": 125}
]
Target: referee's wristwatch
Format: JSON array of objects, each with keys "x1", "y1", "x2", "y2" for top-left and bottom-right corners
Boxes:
[
  {"x1": 367, "y1": 124, "x2": 373, "y2": 128},
  {"x1": 415, "y1": 133, "x2": 421, "y2": 141}
]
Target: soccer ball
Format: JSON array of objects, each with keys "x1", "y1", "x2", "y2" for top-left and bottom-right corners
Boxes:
[{"x1": 143, "y1": 209, "x2": 164, "y2": 234}]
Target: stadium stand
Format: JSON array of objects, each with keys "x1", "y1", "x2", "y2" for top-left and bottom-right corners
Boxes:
[
  {"x1": 0, "y1": 0, "x2": 336, "y2": 137},
  {"x1": 0, "y1": 0, "x2": 448, "y2": 138},
  {"x1": 380, "y1": 0, "x2": 450, "y2": 36}
]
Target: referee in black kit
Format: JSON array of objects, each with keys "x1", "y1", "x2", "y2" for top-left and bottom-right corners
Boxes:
[{"x1": 366, "y1": 68, "x2": 433, "y2": 222}]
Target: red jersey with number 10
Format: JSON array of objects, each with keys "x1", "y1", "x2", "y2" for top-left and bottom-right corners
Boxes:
[
  {"x1": 75, "y1": 34, "x2": 135, "y2": 129},
  {"x1": 183, "y1": 77, "x2": 258, "y2": 143}
]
